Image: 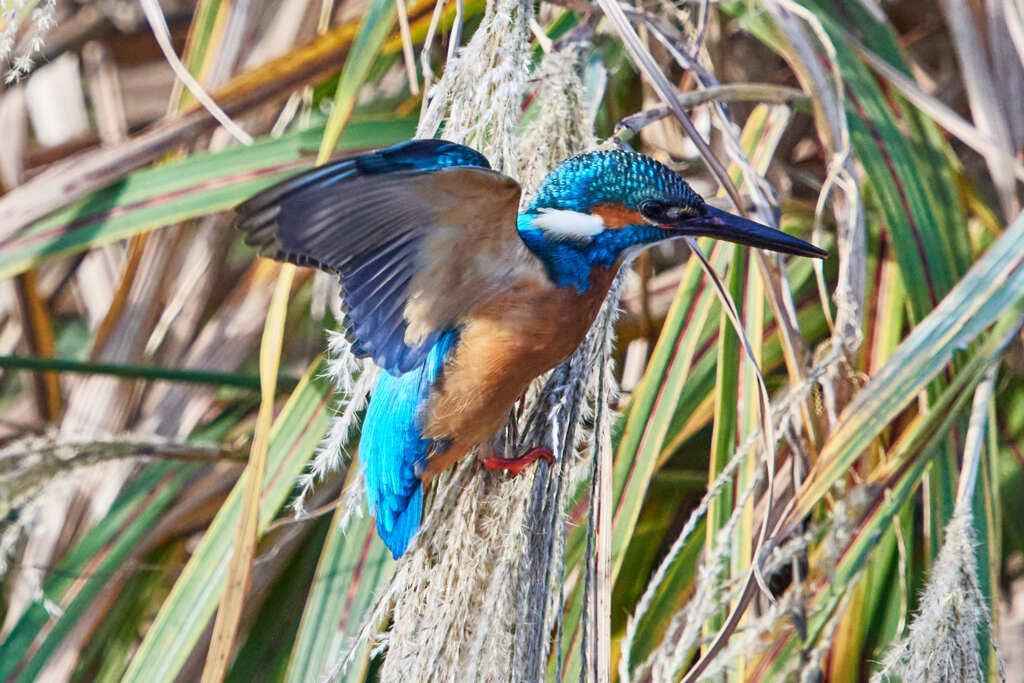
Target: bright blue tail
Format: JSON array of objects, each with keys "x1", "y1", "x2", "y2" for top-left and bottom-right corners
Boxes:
[{"x1": 360, "y1": 331, "x2": 457, "y2": 558}]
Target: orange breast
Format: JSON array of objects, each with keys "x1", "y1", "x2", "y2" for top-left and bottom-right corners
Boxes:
[{"x1": 419, "y1": 267, "x2": 617, "y2": 479}]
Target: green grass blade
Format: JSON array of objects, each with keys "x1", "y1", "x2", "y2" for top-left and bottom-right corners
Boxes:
[
  {"x1": 732, "y1": 0, "x2": 968, "y2": 321},
  {"x1": 0, "y1": 354, "x2": 299, "y2": 392},
  {"x1": 0, "y1": 462, "x2": 197, "y2": 681},
  {"x1": 224, "y1": 515, "x2": 332, "y2": 683},
  {"x1": 781, "y1": 209, "x2": 1024, "y2": 530},
  {"x1": 705, "y1": 244, "x2": 743, "y2": 633},
  {"x1": 317, "y1": 0, "x2": 397, "y2": 163},
  {"x1": 285, "y1": 490, "x2": 393, "y2": 682},
  {"x1": 610, "y1": 242, "x2": 726, "y2": 579},
  {"x1": 759, "y1": 313, "x2": 1019, "y2": 676},
  {"x1": 175, "y1": 0, "x2": 228, "y2": 107},
  {"x1": 121, "y1": 359, "x2": 332, "y2": 683},
  {"x1": 72, "y1": 543, "x2": 184, "y2": 683},
  {"x1": 0, "y1": 118, "x2": 415, "y2": 280},
  {"x1": 973, "y1": 398, "x2": 1002, "y2": 680},
  {"x1": 566, "y1": 103, "x2": 804, "y2": 680}
]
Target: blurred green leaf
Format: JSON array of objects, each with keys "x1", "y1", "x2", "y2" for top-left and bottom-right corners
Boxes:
[
  {"x1": 225, "y1": 515, "x2": 332, "y2": 683},
  {"x1": 121, "y1": 359, "x2": 332, "y2": 682},
  {"x1": 317, "y1": 0, "x2": 397, "y2": 162},
  {"x1": 0, "y1": 118, "x2": 415, "y2": 280},
  {"x1": 0, "y1": 462, "x2": 198, "y2": 682},
  {"x1": 0, "y1": 354, "x2": 299, "y2": 392},
  {"x1": 286, "y1": 487, "x2": 393, "y2": 683},
  {"x1": 783, "y1": 209, "x2": 1024, "y2": 529}
]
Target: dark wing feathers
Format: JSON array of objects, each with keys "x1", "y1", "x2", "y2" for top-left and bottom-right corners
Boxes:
[
  {"x1": 353, "y1": 138, "x2": 490, "y2": 174},
  {"x1": 235, "y1": 139, "x2": 520, "y2": 375}
]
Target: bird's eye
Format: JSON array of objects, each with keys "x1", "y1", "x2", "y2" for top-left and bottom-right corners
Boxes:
[
  {"x1": 664, "y1": 206, "x2": 695, "y2": 222},
  {"x1": 640, "y1": 200, "x2": 667, "y2": 221},
  {"x1": 641, "y1": 201, "x2": 698, "y2": 224}
]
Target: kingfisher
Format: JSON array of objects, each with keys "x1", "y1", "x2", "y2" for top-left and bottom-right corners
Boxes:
[{"x1": 236, "y1": 139, "x2": 825, "y2": 558}]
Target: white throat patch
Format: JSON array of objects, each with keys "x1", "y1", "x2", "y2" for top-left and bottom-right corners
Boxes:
[{"x1": 531, "y1": 208, "x2": 605, "y2": 240}]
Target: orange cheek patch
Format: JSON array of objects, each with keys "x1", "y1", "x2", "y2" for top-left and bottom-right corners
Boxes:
[{"x1": 592, "y1": 203, "x2": 646, "y2": 229}]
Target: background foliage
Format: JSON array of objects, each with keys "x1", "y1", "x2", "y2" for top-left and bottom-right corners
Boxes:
[{"x1": 0, "y1": 0, "x2": 1022, "y2": 680}]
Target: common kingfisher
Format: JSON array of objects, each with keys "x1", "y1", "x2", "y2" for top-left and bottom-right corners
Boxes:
[{"x1": 236, "y1": 139, "x2": 825, "y2": 558}]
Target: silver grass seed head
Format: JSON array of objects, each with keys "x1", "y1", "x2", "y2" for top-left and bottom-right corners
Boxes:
[
  {"x1": 1, "y1": 0, "x2": 55, "y2": 82},
  {"x1": 359, "y1": 10, "x2": 612, "y2": 682},
  {"x1": 874, "y1": 510, "x2": 1003, "y2": 683},
  {"x1": 292, "y1": 331, "x2": 376, "y2": 516}
]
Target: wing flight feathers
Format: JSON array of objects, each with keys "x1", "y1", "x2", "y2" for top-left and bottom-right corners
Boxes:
[{"x1": 235, "y1": 139, "x2": 523, "y2": 374}]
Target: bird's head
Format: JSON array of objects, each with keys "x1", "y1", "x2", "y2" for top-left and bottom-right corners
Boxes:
[{"x1": 517, "y1": 149, "x2": 825, "y2": 290}]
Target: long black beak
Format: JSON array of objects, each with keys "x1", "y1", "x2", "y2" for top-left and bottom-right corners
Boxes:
[{"x1": 675, "y1": 206, "x2": 827, "y2": 259}]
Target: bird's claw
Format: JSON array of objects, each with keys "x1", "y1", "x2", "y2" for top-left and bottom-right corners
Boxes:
[{"x1": 480, "y1": 446, "x2": 555, "y2": 476}]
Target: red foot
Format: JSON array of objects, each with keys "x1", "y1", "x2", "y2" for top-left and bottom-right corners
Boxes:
[{"x1": 481, "y1": 446, "x2": 555, "y2": 476}]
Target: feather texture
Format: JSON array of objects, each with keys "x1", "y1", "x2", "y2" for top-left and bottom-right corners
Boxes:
[
  {"x1": 235, "y1": 139, "x2": 524, "y2": 375},
  {"x1": 235, "y1": 141, "x2": 826, "y2": 559},
  {"x1": 360, "y1": 331, "x2": 459, "y2": 558},
  {"x1": 531, "y1": 208, "x2": 606, "y2": 239}
]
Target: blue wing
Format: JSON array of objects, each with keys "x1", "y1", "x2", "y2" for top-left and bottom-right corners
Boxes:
[
  {"x1": 360, "y1": 331, "x2": 458, "y2": 558},
  {"x1": 235, "y1": 139, "x2": 522, "y2": 375}
]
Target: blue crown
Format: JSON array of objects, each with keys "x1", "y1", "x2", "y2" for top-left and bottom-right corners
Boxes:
[{"x1": 528, "y1": 150, "x2": 702, "y2": 214}]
